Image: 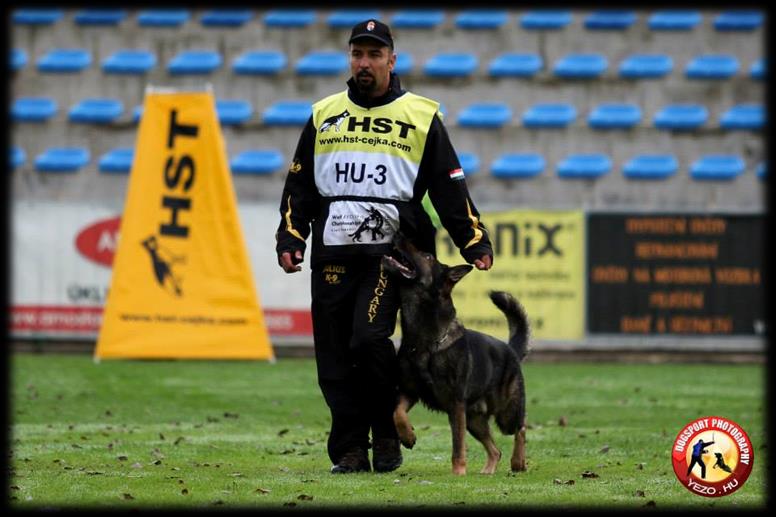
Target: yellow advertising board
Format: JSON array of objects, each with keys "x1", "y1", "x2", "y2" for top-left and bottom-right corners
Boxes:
[
  {"x1": 435, "y1": 209, "x2": 585, "y2": 341},
  {"x1": 95, "y1": 90, "x2": 274, "y2": 360}
]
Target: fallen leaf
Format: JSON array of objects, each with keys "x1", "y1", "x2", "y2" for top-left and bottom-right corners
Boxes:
[
  {"x1": 174, "y1": 437, "x2": 185, "y2": 446},
  {"x1": 181, "y1": 489, "x2": 189, "y2": 495},
  {"x1": 224, "y1": 412, "x2": 239, "y2": 419},
  {"x1": 558, "y1": 416, "x2": 568, "y2": 427},
  {"x1": 581, "y1": 471, "x2": 599, "y2": 479},
  {"x1": 645, "y1": 501, "x2": 656, "y2": 507},
  {"x1": 278, "y1": 429, "x2": 289, "y2": 436},
  {"x1": 599, "y1": 445, "x2": 610, "y2": 453},
  {"x1": 159, "y1": 433, "x2": 165, "y2": 440},
  {"x1": 419, "y1": 480, "x2": 432, "y2": 485},
  {"x1": 636, "y1": 463, "x2": 645, "y2": 470},
  {"x1": 297, "y1": 494, "x2": 314, "y2": 501},
  {"x1": 634, "y1": 490, "x2": 646, "y2": 498},
  {"x1": 117, "y1": 456, "x2": 128, "y2": 461},
  {"x1": 131, "y1": 462, "x2": 143, "y2": 469},
  {"x1": 256, "y1": 488, "x2": 271, "y2": 494},
  {"x1": 153, "y1": 460, "x2": 162, "y2": 466},
  {"x1": 122, "y1": 493, "x2": 134, "y2": 500},
  {"x1": 553, "y1": 479, "x2": 563, "y2": 485},
  {"x1": 565, "y1": 480, "x2": 575, "y2": 485}
]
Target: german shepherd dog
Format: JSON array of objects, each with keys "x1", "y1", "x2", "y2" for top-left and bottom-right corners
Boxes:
[{"x1": 382, "y1": 234, "x2": 529, "y2": 475}]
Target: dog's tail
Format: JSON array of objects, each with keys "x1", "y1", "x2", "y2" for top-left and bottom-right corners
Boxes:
[{"x1": 489, "y1": 291, "x2": 530, "y2": 362}]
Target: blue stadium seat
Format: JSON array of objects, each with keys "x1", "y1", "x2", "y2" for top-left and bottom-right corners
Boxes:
[
  {"x1": 200, "y1": 10, "x2": 253, "y2": 27},
  {"x1": 262, "y1": 100, "x2": 313, "y2": 126},
  {"x1": 99, "y1": 148, "x2": 134, "y2": 173},
  {"x1": 714, "y1": 11, "x2": 763, "y2": 31},
  {"x1": 74, "y1": 9, "x2": 126, "y2": 25},
  {"x1": 720, "y1": 104, "x2": 764, "y2": 130},
  {"x1": 584, "y1": 11, "x2": 637, "y2": 29},
  {"x1": 168, "y1": 50, "x2": 222, "y2": 74},
  {"x1": 619, "y1": 54, "x2": 673, "y2": 78},
  {"x1": 13, "y1": 9, "x2": 64, "y2": 25},
  {"x1": 457, "y1": 103, "x2": 512, "y2": 128},
  {"x1": 295, "y1": 51, "x2": 348, "y2": 75},
  {"x1": 424, "y1": 53, "x2": 478, "y2": 77},
  {"x1": 686, "y1": 54, "x2": 739, "y2": 79},
  {"x1": 457, "y1": 153, "x2": 480, "y2": 175},
  {"x1": 394, "y1": 53, "x2": 414, "y2": 75},
  {"x1": 491, "y1": 153, "x2": 545, "y2": 178},
  {"x1": 690, "y1": 155, "x2": 745, "y2": 180},
  {"x1": 69, "y1": 98, "x2": 124, "y2": 124},
  {"x1": 12, "y1": 97, "x2": 58, "y2": 122},
  {"x1": 520, "y1": 10, "x2": 572, "y2": 29},
  {"x1": 455, "y1": 10, "x2": 508, "y2": 29},
  {"x1": 133, "y1": 105, "x2": 143, "y2": 124},
  {"x1": 750, "y1": 58, "x2": 765, "y2": 79},
  {"x1": 35, "y1": 148, "x2": 90, "y2": 172},
  {"x1": 216, "y1": 99, "x2": 253, "y2": 125},
  {"x1": 10, "y1": 147, "x2": 26, "y2": 169},
  {"x1": 648, "y1": 10, "x2": 702, "y2": 30},
  {"x1": 553, "y1": 53, "x2": 608, "y2": 78},
  {"x1": 588, "y1": 103, "x2": 642, "y2": 129},
  {"x1": 523, "y1": 103, "x2": 577, "y2": 128},
  {"x1": 233, "y1": 50, "x2": 287, "y2": 75},
  {"x1": 488, "y1": 53, "x2": 543, "y2": 77},
  {"x1": 557, "y1": 154, "x2": 612, "y2": 178},
  {"x1": 263, "y1": 10, "x2": 317, "y2": 27},
  {"x1": 37, "y1": 49, "x2": 92, "y2": 72},
  {"x1": 102, "y1": 50, "x2": 157, "y2": 74},
  {"x1": 11, "y1": 49, "x2": 27, "y2": 71},
  {"x1": 137, "y1": 9, "x2": 190, "y2": 27},
  {"x1": 654, "y1": 104, "x2": 708, "y2": 130},
  {"x1": 623, "y1": 155, "x2": 678, "y2": 179},
  {"x1": 230, "y1": 150, "x2": 284, "y2": 175},
  {"x1": 390, "y1": 10, "x2": 445, "y2": 28},
  {"x1": 756, "y1": 162, "x2": 766, "y2": 179},
  {"x1": 327, "y1": 10, "x2": 382, "y2": 28}
]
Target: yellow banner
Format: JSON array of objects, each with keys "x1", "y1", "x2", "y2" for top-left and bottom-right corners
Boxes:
[
  {"x1": 436, "y1": 209, "x2": 585, "y2": 341},
  {"x1": 95, "y1": 91, "x2": 274, "y2": 360}
]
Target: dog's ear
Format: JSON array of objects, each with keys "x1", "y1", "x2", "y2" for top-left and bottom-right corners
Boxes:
[{"x1": 446, "y1": 264, "x2": 473, "y2": 285}]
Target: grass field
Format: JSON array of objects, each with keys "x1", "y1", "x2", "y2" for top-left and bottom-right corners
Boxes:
[{"x1": 9, "y1": 353, "x2": 766, "y2": 509}]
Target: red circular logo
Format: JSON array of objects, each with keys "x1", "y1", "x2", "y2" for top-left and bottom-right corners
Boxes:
[{"x1": 672, "y1": 416, "x2": 753, "y2": 497}]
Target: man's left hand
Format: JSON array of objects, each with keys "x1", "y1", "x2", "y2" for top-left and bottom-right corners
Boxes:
[{"x1": 473, "y1": 255, "x2": 492, "y2": 271}]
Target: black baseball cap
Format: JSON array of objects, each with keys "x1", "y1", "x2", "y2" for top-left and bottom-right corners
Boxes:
[{"x1": 349, "y1": 19, "x2": 394, "y2": 49}]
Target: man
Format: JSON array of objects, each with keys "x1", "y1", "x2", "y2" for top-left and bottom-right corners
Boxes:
[
  {"x1": 686, "y1": 437, "x2": 715, "y2": 479},
  {"x1": 275, "y1": 19, "x2": 493, "y2": 474}
]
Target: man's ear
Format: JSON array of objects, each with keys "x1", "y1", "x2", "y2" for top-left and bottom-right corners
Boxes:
[
  {"x1": 388, "y1": 50, "x2": 396, "y2": 71},
  {"x1": 447, "y1": 264, "x2": 473, "y2": 285}
]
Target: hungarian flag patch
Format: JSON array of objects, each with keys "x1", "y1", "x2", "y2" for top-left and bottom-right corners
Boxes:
[{"x1": 449, "y1": 168, "x2": 465, "y2": 180}]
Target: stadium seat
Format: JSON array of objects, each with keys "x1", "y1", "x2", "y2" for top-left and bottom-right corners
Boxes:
[
  {"x1": 584, "y1": 10, "x2": 637, "y2": 29},
  {"x1": 588, "y1": 103, "x2": 642, "y2": 129},
  {"x1": 457, "y1": 153, "x2": 480, "y2": 175},
  {"x1": 10, "y1": 147, "x2": 26, "y2": 169},
  {"x1": 557, "y1": 154, "x2": 612, "y2": 178},
  {"x1": 74, "y1": 9, "x2": 126, "y2": 25},
  {"x1": 423, "y1": 53, "x2": 478, "y2": 77},
  {"x1": 455, "y1": 10, "x2": 508, "y2": 29},
  {"x1": 390, "y1": 10, "x2": 445, "y2": 28},
  {"x1": 137, "y1": 9, "x2": 190, "y2": 27},
  {"x1": 12, "y1": 9, "x2": 63, "y2": 25},
  {"x1": 491, "y1": 153, "x2": 545, "y2": 178},
  {"x1": 653, "y1": 104, "x2": 708, "y2": 130},
  {"x1": 756, "y1": 162, "x2": 766, "y2": 179},
  {"x1": 327, "y1": 10, "x2": 382, "y2": 28},
  {"x1": 553, "y1": 53, "x2": 608, "y2": 78},
  {"x1": 102, "y1": 49, "x2": 157, "y2": 74},
  {"x1": 262, "y1": 100, "x2": 313, "y2": 126},
  {"x1": 394, "y1": 53, "x2": 414, "y2": 75},
  {"x1": 713, "y1": 11, "x2": 763, "y2": 31},
  {"x1": 619, "y1": 54, "x2": 673, "y2": 78},
  {"x1": 457, "y1": 103, "x2": 513, "y2": 128},
  {"x1": 216, "y1": 99, "x2": 253, "y2": 125},
  {"x1": 200, "y1": 10, "x2": 253, "y2": 27},
  {"x1": 622, "y1": 155, "x2": 678, "y2": 179},
  {"x1": 37, "y1": 49, "x2": 92, "y2": 72},
  {"x1": 685, "y1": 54, "x2": 739, "y2": 79},
  {"x1": 233, "y1": 50, "x2": 286, "y2": 75},
  {"x1": 133, "y1": 105, "x2": 143, "y2": 124},
  {"x1": 648, "y1": 10, "x2": 702, "y2": 30},
  {"x1": 750, "y1": 58, "x2": 765, "y2": 79},
  {"x1": 12, "y1": 97, "x2": 58, "y2": 122},
  {"x1": 488, "y1": 53, "x2": 543, "y2": 77},
  {"x1": 720, "y1": 104, "x2": 764, "y2": 130},
  {"x1": 230, "y1": 150, "x2": 284, "y2": 175},
  {"x1": 98, "y1": 148, "x2": 134, "y2": 173},
  {"x1": 690, "y1": 155, "x2": 745, "y2": 180},
  {"x1": 263, "y1": 9, "x2": 317, "y2": 27},
  {"x1": 168, "y1": 50, "x2": 222, "y2": 74},
  {"x1": 295, "y1": 51, "x2": 348, "y2": 75},
  {"x1": 522, "y1": 103, "x2": 577, "y2": 128},
  {"x1": 11, "y1": 49, "x2": 27, "y2": 71},
  {"x1": 35, "y1": 148, "x2": 90, "y2": 172},
  {"x1": 519, "y1": 10, "x2": 572, "y2": 29},
  {"x1": 69, "y1": 98, "x2": 124, "y2": 124}
]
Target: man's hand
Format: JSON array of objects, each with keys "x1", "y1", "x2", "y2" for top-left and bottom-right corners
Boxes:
[
  {"x1": 279, "y1": 250, "x2": 304, "y2": 273},
  {"x1": 473, "y1": 254, "x2": 492, "y2": 271}
]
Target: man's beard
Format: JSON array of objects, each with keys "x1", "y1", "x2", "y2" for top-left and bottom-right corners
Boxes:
[{"x1": 355, "y1": 72, "x2": 376, "y2": 94}]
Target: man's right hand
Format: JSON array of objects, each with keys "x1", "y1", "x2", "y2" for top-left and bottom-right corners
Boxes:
[{"x1": 279, "y1": 250, "x2": 304, "y2": 273}]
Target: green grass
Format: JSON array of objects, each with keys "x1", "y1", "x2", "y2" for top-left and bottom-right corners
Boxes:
[{"x1": 9, "y1": 353, "x2": 766, "y2": 509}]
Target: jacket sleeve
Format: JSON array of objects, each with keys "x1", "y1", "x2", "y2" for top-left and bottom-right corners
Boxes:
[
  {"x1": 419, "y1": 114, "x2": 493, "y2": 264},
  {"x1": 275, "y1": 116, "x2": 319, "y2": 257}
]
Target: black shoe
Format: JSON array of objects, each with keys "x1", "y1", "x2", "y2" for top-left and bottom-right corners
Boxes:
[
  {"x1": 330, "y1": 447, "x2": 371, "y2": 474},
  {"x1": 372, "y1": 438, "x2": 402, "y2": 473}
]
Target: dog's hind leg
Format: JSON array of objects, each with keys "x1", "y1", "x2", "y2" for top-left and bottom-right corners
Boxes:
[
  {"x1": 448, "y1": 401, "x2": 468, "y2": 475},
  {"x1": 466, "y1": 413, "x2": 501, "y2": 474},
  {"x1": 393, "y1": 393, "x2": 417, "y2": 449}
]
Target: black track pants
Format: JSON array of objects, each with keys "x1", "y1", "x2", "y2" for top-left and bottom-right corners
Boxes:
[{"x1": 311, "y1": 257, "x2": 400, "y2": 464}]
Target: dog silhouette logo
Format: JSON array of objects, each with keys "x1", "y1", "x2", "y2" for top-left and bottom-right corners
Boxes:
[
  {"x1": 141, "y1": 235, "x2": 184, "y2": 297},
  {"x1": 319, "y1": 109, "x2": 350, "y2": 133},
  {"x1": 348, "y1": 207, "x2": 385, "y2": 242}
]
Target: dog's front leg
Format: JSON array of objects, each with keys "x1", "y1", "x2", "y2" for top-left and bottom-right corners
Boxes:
[
  {"x1": 393, "y1": 393, "x2": 417, "y2": 449},
  {"x1": 449, "y1": 401, "x2": 467, "y2": 475}
]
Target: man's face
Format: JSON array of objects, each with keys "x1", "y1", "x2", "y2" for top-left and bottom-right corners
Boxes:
[{"x1": 349, "y1": 40, "x2": 396, "y2": 97}]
